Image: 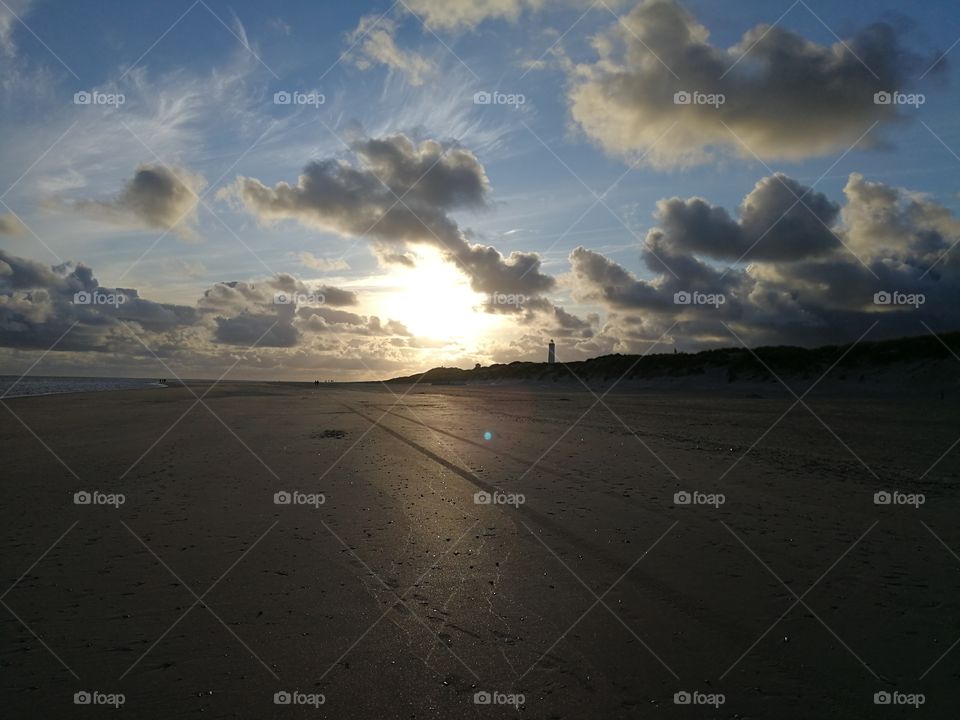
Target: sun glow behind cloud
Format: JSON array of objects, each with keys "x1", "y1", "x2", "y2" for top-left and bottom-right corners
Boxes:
[{"x1": 375, "y1": 248, "x2": 503, "y2": 347}]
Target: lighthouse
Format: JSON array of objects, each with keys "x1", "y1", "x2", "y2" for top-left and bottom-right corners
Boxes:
[{"x1": 547, "y1": 339, "x2": 556, "y2": 364}]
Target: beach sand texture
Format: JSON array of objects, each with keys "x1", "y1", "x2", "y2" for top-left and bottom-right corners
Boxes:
[{"x1": 2, "y1": 382, "x2": 959, "y2": 718}]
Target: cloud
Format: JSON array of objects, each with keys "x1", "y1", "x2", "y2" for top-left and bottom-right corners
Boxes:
[
  {"x1": 0, "y1": 213, "x2": 26, "y2": 236},
  {"x1": 568, "y1": 172, "x2": 960, "y2": 349},
  {"x1": 297, "y1": 305, "x2": 412, "y2": 337},
  {"x1": 298, "y1": 306, "x2": 365, "y2": 326},
  {"x1": 841, "y1": 172, "x2": 960, "y2": 259},
  {"x1": 0, "y1": 0, "x2": 31, "y2": 57},
  {"x1": 0, "y1": 248, "x2": 383, "y2": 360},
  {"x1": 315, "y1": 285, "x2": 358, "y2": 307},
  {"x1": 522, "y1": 297, "x2": 596, "y2": 338},
  {"x1": 269, "y1": 17, "x2": 292, "y2": 35},
  {"x1": 72, "y1": 163, "x2": 207, "y2": 237},
  {"x1": 214, "y1": 312, "x2": 299, "y2": 347},
  {"x1": 402, "y1": 0, "x2": 623, "y2": 30},
  {"x1": 568, "y1": 0, "x2": 937, "y2": 167},
  {"x1": 0, "y1": 249, "x2": 198, "y2": 351},
  {"x1": 404, "y1": 0, "x2": 542, "y2": 29},
  {"x1": 652, "y1": 174, "x2": 841, "y2": 261},
  {"x1": 197, "y1": 273, "x2": 372, "y2": 348},
  {"x1": 223, "y1": 134, "x2": 556, "y2": 297},
  {"x1": 372, "y1": 243, "x2": 417, "y2": 267},
  {"x1": 297, "y1": 251, "x2": 350, "y2": 272},
  {"x1": 347, "y1": 16, "x2": 435, "y2": 85}
]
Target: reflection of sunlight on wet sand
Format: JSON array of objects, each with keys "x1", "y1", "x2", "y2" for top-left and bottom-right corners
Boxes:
[{"x1": 382, "y1": 249, "x2": 502, "y2": 346}]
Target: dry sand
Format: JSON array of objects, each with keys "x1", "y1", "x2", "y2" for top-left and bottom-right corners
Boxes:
[{"x1": 1, "y1": 380, "x2": 959, "y2": 718}]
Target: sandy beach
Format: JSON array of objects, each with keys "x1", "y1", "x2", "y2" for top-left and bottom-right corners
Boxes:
[{"x1": 2, "y1": 381, "x2": 959, "y2": 718}]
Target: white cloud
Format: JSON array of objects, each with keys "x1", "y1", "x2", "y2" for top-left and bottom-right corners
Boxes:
[
  {"x1": 297, "y1": 251, "x2": 350, "y2": 272},
  {"x1": 348, "y1": 16, "x2": 434, "y2": 86}
]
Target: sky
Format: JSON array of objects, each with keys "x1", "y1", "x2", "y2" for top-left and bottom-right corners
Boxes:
[{"x1": 0, "y1": 0, "x2": 958, "y2": 380}]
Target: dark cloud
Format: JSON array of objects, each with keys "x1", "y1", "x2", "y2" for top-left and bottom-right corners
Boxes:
[
  {"x1": 0, "y1": 249, "x2": 198, "y2": 351},
  {"x1": 316, "y1": 285, "x2": 357, "y2": 307},
  {"x1": 569, "y1": 0, "x2": 938, "y2": 167},
  {"x1": 73, "y1": 163, "x2": 206, "y2": 237},
  {"x1": 298, "y1": 306, "x2": 365, "y2": 326},
  {"x1": 295, "y1": 306, "x2": 410, "y2": 336},
  {"x1": 653, "y1": 174, "x2": 841, "y2": 261},
  {"x1": 527, "y1": 300, "x2": 596, "y2": 338},
  {"x1": 223, "y1": 134, "x2": 556, "y2": 297},
  {"x1": 214, "y1": 312, "x2": 298, "y2": 347},
  {"x1": 570, "y1": 172, "x2": 960, "y2": 349},
  {"x1": 373, "y1": 245, "x2": 417, "y2": 267},
  {"x1": 0, "y1": 251, "x2": 382, "y2": 357}
]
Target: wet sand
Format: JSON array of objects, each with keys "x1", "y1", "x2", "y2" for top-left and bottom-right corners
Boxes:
[{"x1": 2, "y1": 381, "x2": 959, "y2": 718}]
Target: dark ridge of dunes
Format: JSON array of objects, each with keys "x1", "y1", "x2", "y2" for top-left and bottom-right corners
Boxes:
[{"x1": 387, "y1": 331, "x2": 960, "y2": 385}]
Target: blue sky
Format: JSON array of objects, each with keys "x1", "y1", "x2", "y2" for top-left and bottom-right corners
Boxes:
[{"x1": 0, "y1": 0, "x2": 958, "y2": 379}]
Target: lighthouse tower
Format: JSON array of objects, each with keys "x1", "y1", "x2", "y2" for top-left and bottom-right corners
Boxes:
[{"x1": 547, "y1": 339, "x2": 556, "y2": 364}]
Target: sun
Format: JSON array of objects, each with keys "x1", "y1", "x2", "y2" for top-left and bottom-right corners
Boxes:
[{"x1": 380, "y1": 248, "x2": 501, "y2": 345}]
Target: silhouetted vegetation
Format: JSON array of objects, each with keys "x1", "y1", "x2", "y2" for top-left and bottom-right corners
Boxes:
[{"x1": 387, "y1": 332, "x2": 960, "y2": 385}]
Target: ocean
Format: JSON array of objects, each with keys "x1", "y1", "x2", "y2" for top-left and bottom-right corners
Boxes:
[{"x1": 0, "y1": 376, "x2": 170, "y2": 399}]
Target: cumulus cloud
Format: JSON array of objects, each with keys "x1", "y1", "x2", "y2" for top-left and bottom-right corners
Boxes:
[
  {"x1": 316, "y1": 285, "x2": 358, "y2": 307},
  {"x1": 653, "y1": 174, "x2": 841, "y2": 262},
  {"x1": 347, "y1": 16, "x2": 434, "y2": 85},
  {"x1": 569, "y1": 172, "x2": 960, "y2": 349},
  {"x1": 297, "y1": 306, "x2": 412, "y2": 337},
  {"x1": 371, "y1": 243, "x2": 417, "y2": 267},
  {"x1": 568, "y1": 0, "x2": 938, "y2": 167},
  {"x1": 298, "y1": 306, "x2": 365, "y2": 327},
  {"x1": 0, "y1": 248, "x2": 394, "y2": 362},
  {"x1": 223, "y1": 134, "x2": 556, "y2": 297},
  {"x1": 214, "y1": 312, "x2": 298, "y2": 347},
  {"x1": 195, "y1": 272, "x2": 397, "y2": 349},
  {"x1": 72, "y1": 163, "x2": 206, "y2": 237},
  {"x1": 0, "y1": 249, "x2": 198, "y2": 351}
]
